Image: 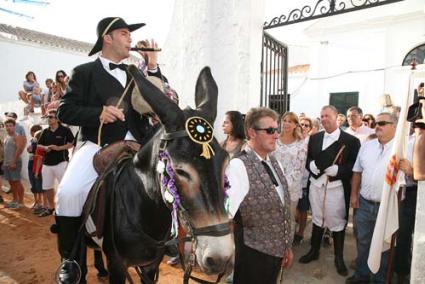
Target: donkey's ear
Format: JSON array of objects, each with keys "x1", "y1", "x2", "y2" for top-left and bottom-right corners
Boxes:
[
  {"x1": 195, "y1": 67, "x2": 218, "y2": 123},
  {"x1": 127, "y1": 65, "x2": 184, "y2": 132}
]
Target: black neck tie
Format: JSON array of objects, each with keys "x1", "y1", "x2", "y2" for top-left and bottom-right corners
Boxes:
[
  {"x1": 109, "y1": 62, "x2": 126, "y2": 71},
  {"x1": 261, "y1": 161, "x2": 279, "y2": 186}
]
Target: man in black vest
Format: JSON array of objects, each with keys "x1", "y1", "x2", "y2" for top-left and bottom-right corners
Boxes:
[
  {"x1": 54, "y1": 17, "x2": 161, "y2": 283},
  {"x1": 299, "y1": 105, "x2": 360, "y2": 277}
]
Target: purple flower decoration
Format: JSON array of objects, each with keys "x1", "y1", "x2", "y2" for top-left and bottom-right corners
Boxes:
[{"x1": 159, "y1": 151, "x2": 181, "y2": 237}]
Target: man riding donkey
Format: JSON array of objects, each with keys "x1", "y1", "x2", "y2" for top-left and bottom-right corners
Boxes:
[{"x1": 53, "y1": 17, "x2": 166, "y2": 283}]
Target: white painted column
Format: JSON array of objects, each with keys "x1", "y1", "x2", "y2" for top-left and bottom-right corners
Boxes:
[
  {"x1": 411, "y1": 180, "x2": 425, "y2": 283},
  {"x1": 162, "y1": 0, "x2": 265, "y2": 141}
]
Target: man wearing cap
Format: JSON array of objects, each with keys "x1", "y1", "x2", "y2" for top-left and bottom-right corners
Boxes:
[{"x1": 55, "y1": 17, "x2": 163, "y2": 283}]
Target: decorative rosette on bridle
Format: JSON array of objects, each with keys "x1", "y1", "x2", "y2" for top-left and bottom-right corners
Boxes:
[
  {"x1": 157, "y1": 150, "x2": 231, "y2": 238},
  {"x1": 185, "y1": 116, "x2": 215, "y2": 159}
]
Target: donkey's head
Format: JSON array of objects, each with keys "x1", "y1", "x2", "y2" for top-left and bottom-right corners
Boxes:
[{"x1": 128, "y1": 66, "x2": 234, "y2": 275}]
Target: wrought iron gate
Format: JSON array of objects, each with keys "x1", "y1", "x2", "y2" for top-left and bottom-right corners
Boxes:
[{"x1": 260, "y1": 31, "x2": 289, "y2": 114}]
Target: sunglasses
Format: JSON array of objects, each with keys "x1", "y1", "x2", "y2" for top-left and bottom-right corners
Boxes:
[
  {"x1": 376, "y1": 121, "x2": 393, "y2": 126},
  {"x1": 47, "y1": 115, "x2": 57, "y2": 119},
  {"x1": 57, "y1": 75, "x2": 64, "y2": 78},
  {"x1": 300, "y1": 123, "x2": 311, "y2": 128},
  {"x1": 254, "y1": 127, "x2": 280, "y2": 134}
]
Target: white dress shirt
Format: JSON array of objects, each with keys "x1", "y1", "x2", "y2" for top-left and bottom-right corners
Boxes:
[
  {"x1": 225, "y1": 151, "x2": 285, "y2": 218},
  {"x1": 345, "y1": 125, "x2": 375, "y2": 143},
  {"x1": 98, "y1": 55, "x2": 136, "y2": 141},
  {"x1": 99, "y1": 55, "x2": 127, "y2": 88},
  {"x1": 309, "y1": 128, "x2": 343, "y2": 188},
  {"x1": 353, "y1": 138, "x2": 394, "y2": 202}
]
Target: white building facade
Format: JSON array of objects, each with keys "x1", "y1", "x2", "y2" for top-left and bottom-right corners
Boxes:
[{"x1": 267, "y1": 0, "x2": 425, "y2": 118}]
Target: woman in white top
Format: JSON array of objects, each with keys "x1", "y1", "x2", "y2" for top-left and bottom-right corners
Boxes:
[
  {"x1": 273, "y1": 112, "x2": 308, "y2": 240},
  {"x1": 292, "y1": 117, "x2": 315, "y2": 245}
]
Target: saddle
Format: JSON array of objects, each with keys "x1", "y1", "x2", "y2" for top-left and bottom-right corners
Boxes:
[
  {"x1": 81, "y1": 141, "x2": 141, "y2": 247},
  {"x1": 93, "y1": 140, "x2": 141, "y2": 175}
]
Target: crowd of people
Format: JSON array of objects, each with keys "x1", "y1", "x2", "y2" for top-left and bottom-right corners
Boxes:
[
  {"x1": 0, "y1": 15, "x2": 424, "y2": 284},
  {"x1": 0, "y1": 110, "x2": 74, "y2": 218},
  {"x1": 220, "y1": 99, "x2": 424, "y2": 283},
  {"x1": 17, "y1": 70, "x2": 69, "y2": 117}
]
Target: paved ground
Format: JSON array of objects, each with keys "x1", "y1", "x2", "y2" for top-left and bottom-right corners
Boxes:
[{"x1": 281, "y1": 217, "x2": 357, "y2": 284}]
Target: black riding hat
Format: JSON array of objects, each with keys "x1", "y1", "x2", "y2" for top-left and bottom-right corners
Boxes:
[{"x1": 88, "y1": 17, "x2": 145, "y2": 56}]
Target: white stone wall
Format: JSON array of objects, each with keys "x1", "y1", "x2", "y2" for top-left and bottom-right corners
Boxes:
[
  {"x1": 412, "y1": 180, "x2": 425, "y2": 283},
  {"x1": 161, "y1": 0, "x2": 265, "y2": 141},
  {"x1": 0, "y1": 40, "x2": 91, "y2": 182},
  {"x1": 0, "y1": 39, "x2": 91, "y2": 107}
]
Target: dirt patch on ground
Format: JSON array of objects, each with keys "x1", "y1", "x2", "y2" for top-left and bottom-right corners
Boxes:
[
  {"x1": 0, "y1": 193, "x2": 216, "y2": 284},
  {"x1": 0, "y1": 192, "x2": 357, "y2": 283}
]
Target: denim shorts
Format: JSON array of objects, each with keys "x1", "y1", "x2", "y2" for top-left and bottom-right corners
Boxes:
[
  {"x1": 31, "y1": 94, "x2": 42, "y2": 105},
  {"x1": 3, "y1": 161, "x2": 22, "y2": 181}
]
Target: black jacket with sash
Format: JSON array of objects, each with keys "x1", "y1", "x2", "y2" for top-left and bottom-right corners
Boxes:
[
  {"x1": 57, "y1": 58, "x2": 157, "y2": 146},
  {"x1": 306, "y1": 130, "x2": 360, "y2": 221}
]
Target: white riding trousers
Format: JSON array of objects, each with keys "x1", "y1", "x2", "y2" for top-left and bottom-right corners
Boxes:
[
  {"x1": 55, "y1": 141, "x2": 101, "y2": 217},
  {"x1": 309, "y1": 183, "x2": 346, "y2": 232}
]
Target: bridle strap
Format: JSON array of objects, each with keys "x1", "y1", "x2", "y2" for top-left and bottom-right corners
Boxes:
[
  {"x1": 167, "y1": 221, "x2": 231, "y2": 284},
  {"x1": 192, "y1": 222, "x2": 231, "y2": 237},
  {"x1": 185, "y1": 273, "x2": 225, "y2": 284},
  {"x1": 161, "y1": 130, "x2": 188, "y2": 140},
  {"x1": 159, "y1": 130, "x2": 231, "y2": 284}
]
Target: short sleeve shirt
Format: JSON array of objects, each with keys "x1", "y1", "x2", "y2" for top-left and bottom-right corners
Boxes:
[
  {"x1": 352, "y1": 138, "x2": 394, "y2": 201},
  {"x1": 15, "y1": 123, "x2": 26, "y2": 137},
  {"x1": 38, "y1": 124, "x2": 74, "y2": 166},
  {"x1": 23, "y1": 81, "x2": 39, "y2": 93}
]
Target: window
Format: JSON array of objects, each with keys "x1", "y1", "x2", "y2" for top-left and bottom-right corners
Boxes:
[
  {"x1": 329, "y1": 92, "x2": 359, "y2": 115},
  {"x1": 402, "y1": 43, "x2": 425, "y2": 66}
]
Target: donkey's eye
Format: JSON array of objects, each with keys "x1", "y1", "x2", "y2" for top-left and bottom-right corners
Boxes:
[{"x1": 175, "y1": 169, "x2": 191, "y2": 180}]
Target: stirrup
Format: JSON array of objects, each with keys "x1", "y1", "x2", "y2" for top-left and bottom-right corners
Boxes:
[{"x1": 55, "y1": 259, "x2": 81, "y2": 284}]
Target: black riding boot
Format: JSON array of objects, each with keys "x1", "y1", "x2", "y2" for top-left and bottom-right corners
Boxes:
[
  {"x1": 299, "y1": 224, "x2": 324, "y2": 263},
  {"x1": 52, "y1": 216, "x2": 84, "y2": 284},
  {"x1": 333, "y1": 230, "x2": 348, "y2": 276}
]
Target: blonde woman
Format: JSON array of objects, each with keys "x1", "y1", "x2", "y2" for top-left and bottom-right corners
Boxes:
[
  {"x1": 294, "y1": 117, "x2": 314, "y2": 245},
  {"x1": 272, "y1": 112, "x2": 308, "y2": 240}
]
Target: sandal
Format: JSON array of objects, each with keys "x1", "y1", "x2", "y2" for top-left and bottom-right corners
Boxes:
[
  {"x1": 33, "y1": 206, "x2": 45, "y2": 215},
  {"x1": 38, "y1": 208, "x2": 54, "y2": 217}
]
